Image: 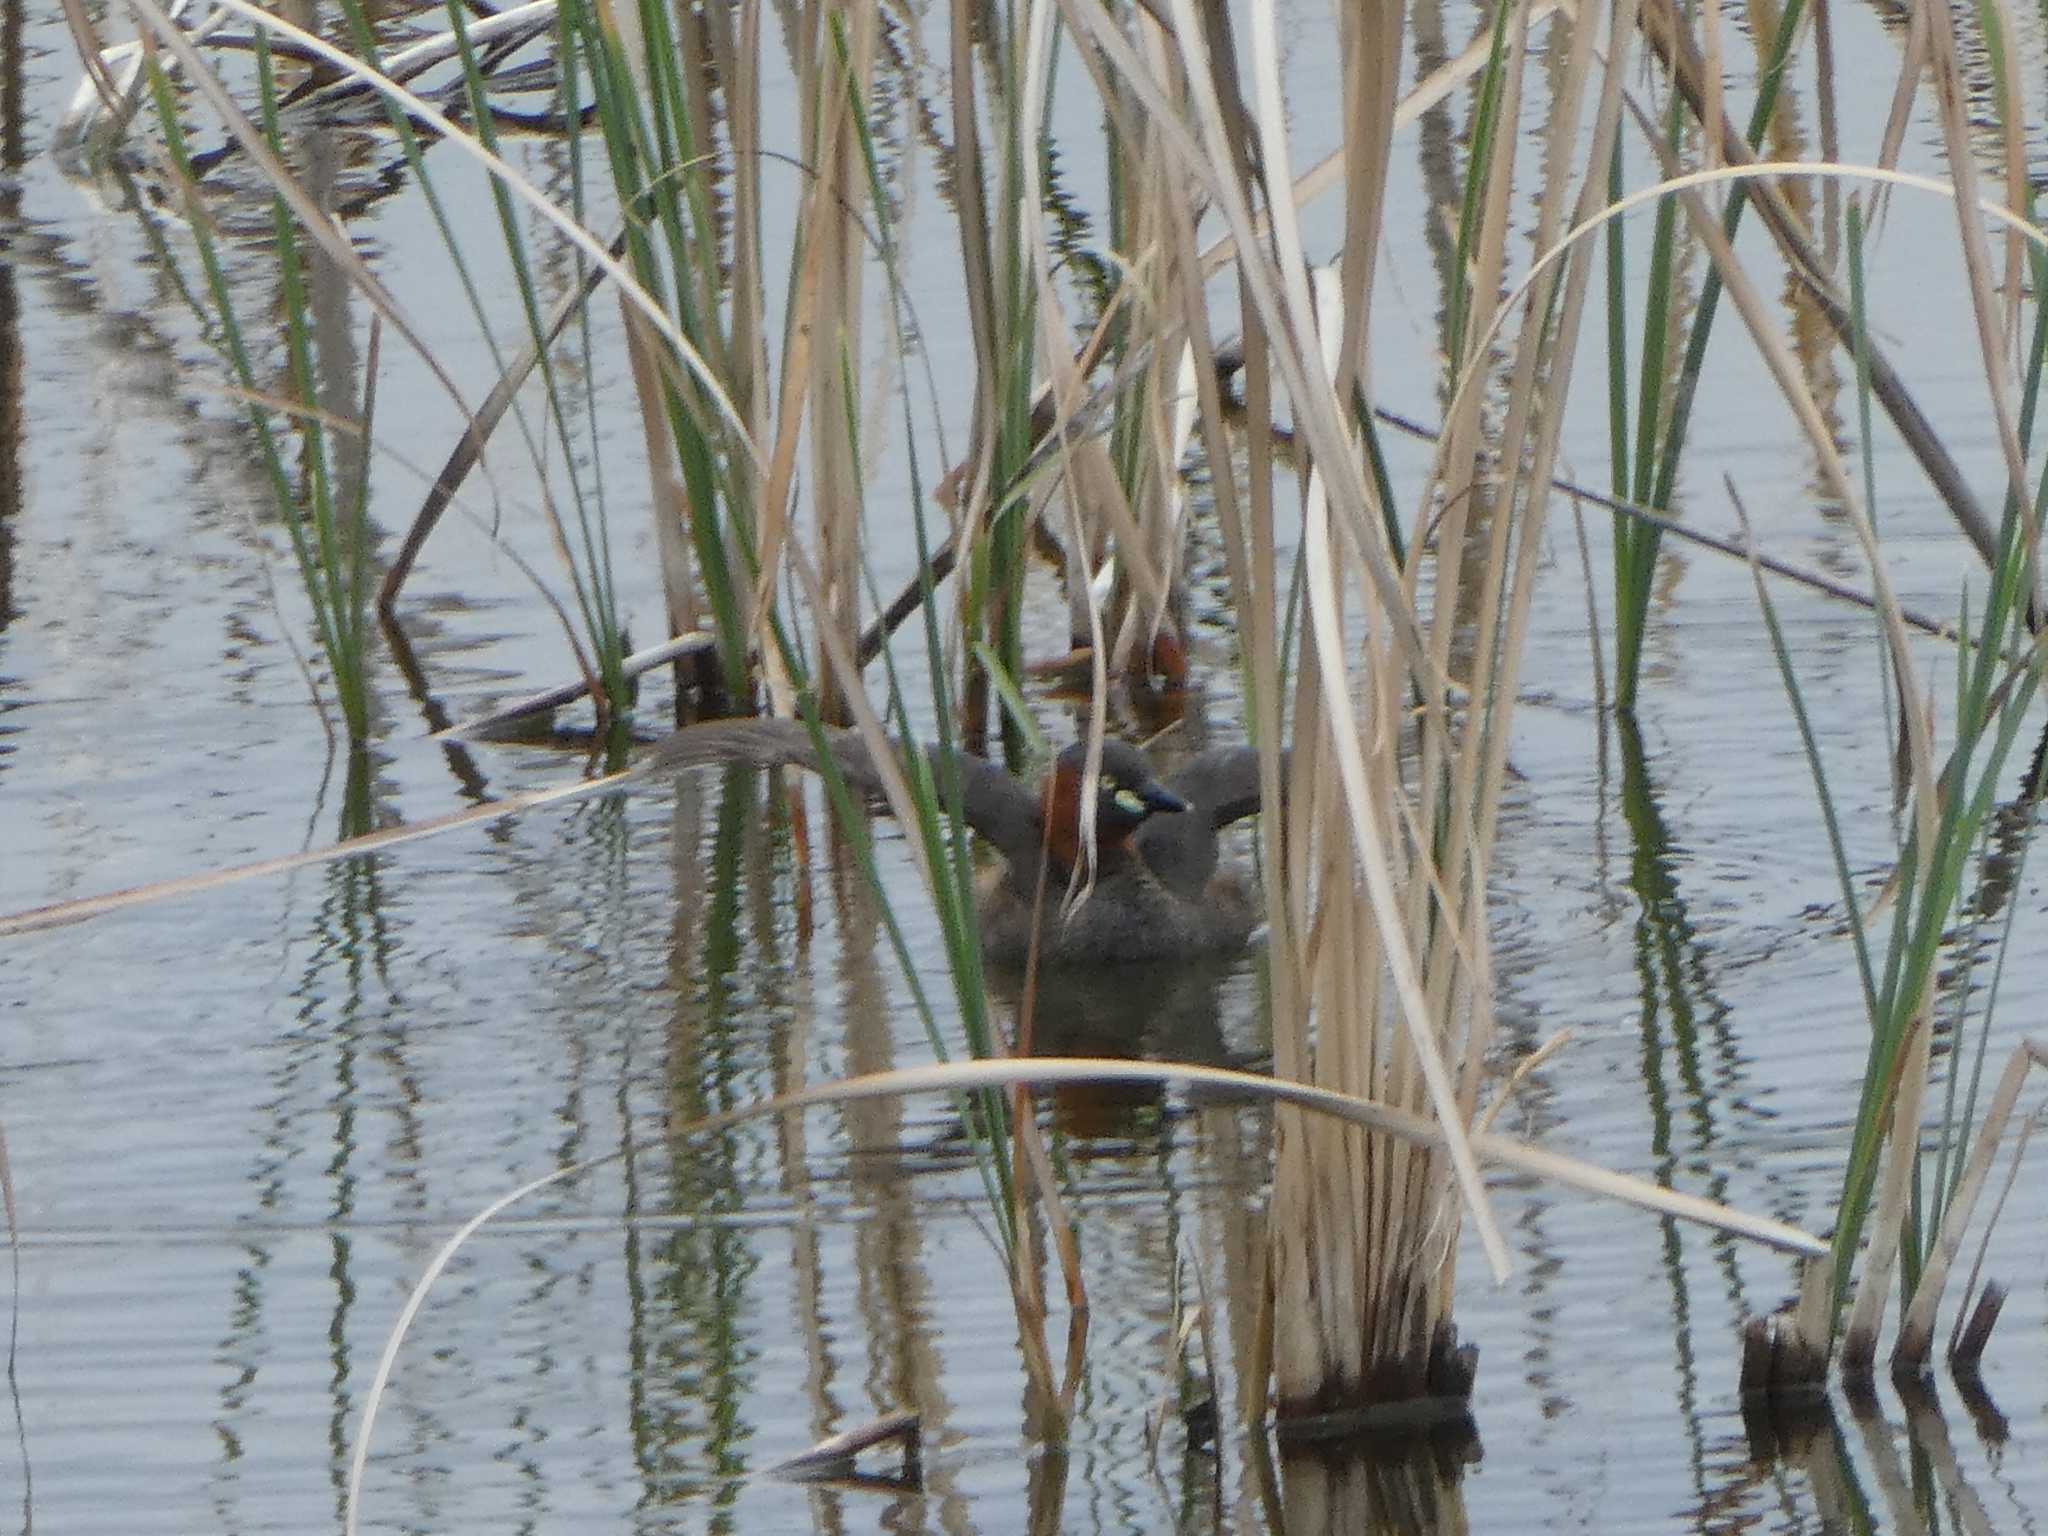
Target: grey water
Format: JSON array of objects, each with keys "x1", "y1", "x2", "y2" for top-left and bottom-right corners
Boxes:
[{"x1": 3, "y1": 0, "x2": 2046, "y2": 1531}]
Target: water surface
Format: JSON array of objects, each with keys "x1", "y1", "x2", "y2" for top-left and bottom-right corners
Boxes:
[{"x1": 3, "y1": 1, "x2": 2046, "y2": 1532}]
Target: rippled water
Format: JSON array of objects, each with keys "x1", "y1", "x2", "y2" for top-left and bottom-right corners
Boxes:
[{"x1": 5, "y1": 0, "x2": 2048, "y2": 1532}]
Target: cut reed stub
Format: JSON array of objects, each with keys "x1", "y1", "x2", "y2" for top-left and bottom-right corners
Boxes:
[
  {"x1": 1273, "y1": 1322, "x2": 1479, "y2": 1445},
  {"x1": 1739, "y1": 1251, "x2": 1833, "y2": 1401},
  {"x1": 1740, "y1": 1266, "x2": 1841, "y2": 1463},
  {"x1": 1949, "y1": 1282, "x2": 2007, "y2": 1372},
  {"x1": 1736, "y1": 1310, "x2": 1829, "y2": 1401}
]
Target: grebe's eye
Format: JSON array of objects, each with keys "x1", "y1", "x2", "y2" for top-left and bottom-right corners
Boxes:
[{"x1": 1112, "y1": 787, "x2": 1146, "y2": 816}]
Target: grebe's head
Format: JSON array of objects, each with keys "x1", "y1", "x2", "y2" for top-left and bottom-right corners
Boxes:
[{"x1": 1049, "y1": 739, "x2": 1188, "y2": 841}]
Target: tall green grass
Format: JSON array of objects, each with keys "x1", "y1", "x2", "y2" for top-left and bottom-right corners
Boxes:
[
  {"x1": 1743, "y1": 173, "x2": 2048, "y2": 1376},
  {"x1": 1606, "y1": 0, "x2": 1809, "y2": 713},
  {"x1": 147, "y1": 41, "x2": 376, "y2": 741},
  {"x1": 555, "y1": 0, "x2": 751, "y2": 711}
]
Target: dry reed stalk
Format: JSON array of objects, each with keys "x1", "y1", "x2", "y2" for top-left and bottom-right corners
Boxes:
[
  {"x1": 1060, "y1": 0, "x2": 1516, "y2": 1411},
  {"x1": 1838, "y1": 1005, "x2": 1934, "y2": 1373},
  {"x1": 1699, "y1": 0, "x2": 1723, "y2": 172},
  {"x1": 381, "y1": 229, "x2": 618, "y2": 616},
  {"x1": 1005, "y1": 1062, "x2": 1087, "y2": 1418},
  {"x1": 717, "y1": 0, "x2": 775, "y2": 702},
  {"x1": 1921, "y1": 0, "x2": 2028, "y2": 516},
  {"x1": 1895, "y1": 1038, "x2": 2048, "y2": 1368},
  {"x1": 1124, "y1": 338, "x2": 1202, "y2": 674},
  {"x1": 1014, "y1": 3, "x2": 1141, "y2": 672},
  {"x1": 709, "y1": 1, "x2": 765, "y2": 421},
  {"x1": 748, "y1": 5, "x2": 891, "y2": 720},
  {"x1": 1303, "y1": 0, "x2": 1627, "y2": 1409},
  {"x1": 1017, "y1": 12, "x2": 1220, "y2": 686},
  {"x1": 1408, "y1": 0, "x2": 1628, "y2": 1356},
  {"x1": 701, "y1": 8, "x2": 771, "y2": 705},
  {"x1": 1020, "y1": 308, "x2": 1167, "y2": 684},
  {"x1": 765, "y1": 14, "x2": 1091, "y2": 1366},
  {"x1": 1103, "y1": 96, "x2": 1194, "y2": 677},
  {"x1": 1136, "y1": 47, "x2": 1297, "y2": 1405},
  {"x1": 1973, "y1": 0, "x2": 2027, "y2": 363},
  {"x1": 752, "y1": 223, "x2": 823, "y2": 717},
  {"x1": 802, "y1": 1, "x2": 876, "y2": 724},
  {"x1": 1396, "y1": 0, "x2": 1525, "y2": 1236},
  {"x1": 938, "y1": 0, "x2": 1010, "y2": 746},
  {"x1": 1871, "y1": 0, "x2": 1926, "y2": 226},
  {"x1": 620, "y1": 298, "x2": 706, "y2": 653},
  {"x1": 1919, "y1": 0, "x2": 2046, "y2": 692},
  {"x1": 1109, "y1": 0, "x2": 1305, "y2": 1410}
]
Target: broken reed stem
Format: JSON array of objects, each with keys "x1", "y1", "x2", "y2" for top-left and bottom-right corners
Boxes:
[{"x1": 1950, "y1": 1283, "x2": 2005, "y2": 1371}]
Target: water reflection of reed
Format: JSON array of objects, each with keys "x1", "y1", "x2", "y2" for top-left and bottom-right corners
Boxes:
[
  {"x1": 1252, "y1": 1430, "x2": 1479, "y2": 1536},
  {"x1": 1741, "y1": 1375, "x2": 2017, "y2": 1536}
]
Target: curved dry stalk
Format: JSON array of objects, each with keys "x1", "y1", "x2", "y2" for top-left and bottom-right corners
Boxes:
[
  {"x1": 1643, "y1": 128, "x2": 1955, "y2": 1363},
  {"x1": 338, "y1": 1055, "x2": 1827, "y2": 1534},
  {"x1": 1453, "y1": 158, "x2": 2048, "y2": 445},
  {"x1": 1630, "y1": 0, "x2": 2015, "y2": 593},
  {"x1": 1919, "y1": 0, "x2": 2029, "y2": 532},
  {"x1": 1623, "y1": 118, "x2": 1941, "y2": 788},
  {"x1": 1376, "y1": 406, "x2": 1966, "y2": 640},
  {"x1": 1115, "y1": 0, "x2": 1507, "y2": 1282},
  {"x1": 0, "y1": 765, "x2": 645, "y2": 938},
  {"x1": 1451, "y1": 155, "x2": 2048, "y2": 592}
]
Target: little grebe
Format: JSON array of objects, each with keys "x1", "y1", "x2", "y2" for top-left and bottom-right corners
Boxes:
[{"x1": 646, "y1": 721, "x2": 1273, "y2": 966}]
